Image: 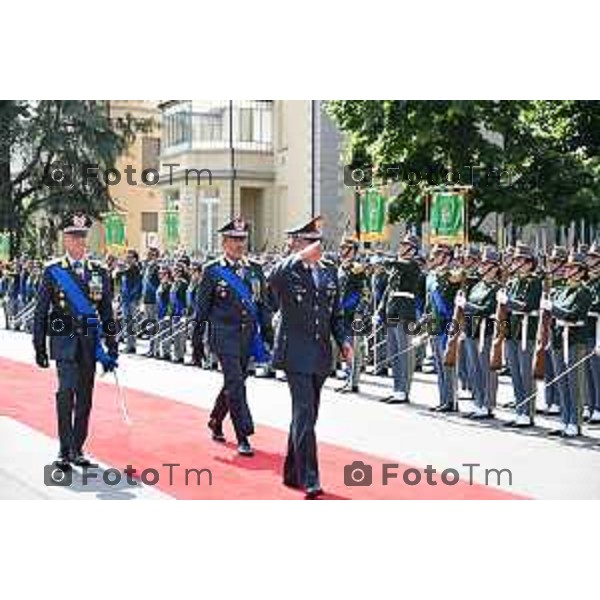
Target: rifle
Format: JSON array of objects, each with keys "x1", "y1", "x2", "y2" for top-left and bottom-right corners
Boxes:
[
  {"x1": 532, "y1": 268, "x2": 553, "y2": 380},
  {"x1": 489, "y1": 265, "x2": 512, "y2": 371},
  {"x1": 443, "y1": 268, "x2": 466, "y2": 368}
]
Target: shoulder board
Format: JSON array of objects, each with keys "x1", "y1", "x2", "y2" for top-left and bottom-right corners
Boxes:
[
  {"x1": 203, "y1": 259, "x2": 220, "y2": 270},
  {"x1": 320, "y1": 258, "x2": 336, "y2": 269}
]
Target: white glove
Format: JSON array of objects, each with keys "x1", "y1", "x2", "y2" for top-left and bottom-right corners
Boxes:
[
  {"x1": 595, "y1": 346, "x2": 600, "y2": 357},
  {"x1": 496, "y1": 290, "x2": 508, "y2": 305},
  {"x1": 540, "y1": 298, "x2": 553, "y2": 311},
  {"x1": 456, "y1": 294, "x2": 466, "y2": 308}
]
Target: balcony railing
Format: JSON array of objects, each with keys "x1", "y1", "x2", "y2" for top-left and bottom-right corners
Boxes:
[{"x1": 161, "y1": 100, "x2": 273, "y2": 154}]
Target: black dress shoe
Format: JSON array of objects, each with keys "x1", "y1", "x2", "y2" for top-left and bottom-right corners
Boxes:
[
  {"x1": 72, "y1": 453, "x2": 93, "y2": 468},
  {"x1": 433, "y1": 404, "x2": 455, "y2": 413},
  {"x1": 53, "y1": 454, "x2": 72, "y2": 471},
  {"x1": 305, "y1": 487, "x2": 324, "y2": 499},
  {"x1": 208, "y1": 420, "x2": 226, "y2": 443},
  {"x1": 237, "y1": 439, "x2": 254, "y2": 456}
]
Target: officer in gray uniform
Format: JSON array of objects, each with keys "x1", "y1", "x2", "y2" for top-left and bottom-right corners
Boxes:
[
  {"x1": 32, "y1": 213, "x2": 118, "y2": 470},
  {"x1": 269, "y1": 216, "x2": 352, "y2": 498},
  {"x1": 195, "y1": 217, "x2": 273, "y2": 456}
]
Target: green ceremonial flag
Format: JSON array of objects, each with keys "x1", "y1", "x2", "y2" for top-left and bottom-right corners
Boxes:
[
  {"x1": 429, "y1": 191, "x2": 466, "y2": 245},
  {"x1": 360, "y1": 189, "x2": 387, "y2": 240},
  {"x1": 0, "y1": 233, "x2": 9, "y2": 260},
  {"x1": 105, "y1": 213, "x2": 126, "y2": 247},
  {"x1": 164, "y1": 211, "x2": 180, "y2": 247}
]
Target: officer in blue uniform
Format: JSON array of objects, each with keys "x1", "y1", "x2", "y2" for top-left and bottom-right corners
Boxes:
[
  {"x1": 32, "y1": 213, "x2": 118, "y2": 471},
  {"x1": 269, "y1": 216, "x2": 352, "y2": 498},
  {"x1": 195, "y1": 217, "x2": 273, "y2": 456}
]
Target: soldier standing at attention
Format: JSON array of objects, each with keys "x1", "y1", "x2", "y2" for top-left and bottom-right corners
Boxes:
[
  {"x1": 32, "y1": 213, "x2": 118, "y2": 471},
  {"x1": 426, "y1": 243, "x2": 462, "y2": 412},
  {"x1": 168, "y1": 262, "x2": 189, "y2": 363},
  {"x1": 457, "y1": 246, "x2": 481, "y2": 398},
  {"x1": 196, "y1": 218, "x2": 273, "y2": 457},
  {"x1": 337, "y1": 237, "x2": 370, "y2": 394},
  {"x1": 269, "y1": 216, "x2": 352, "y2": 498},
  {"x1": 498, "y1": 242, "x2": 542, "y2": 428},
  {"x1": 117, "y1": 249, "x2": 142, "y2": 354},
  {"x1": 374, "y1": 233, "x2": 425, "y2": 404},
  {"x1": 545, "y1": 251, "x2": 593, "y2": 437},
  {"x1": 142, "y1": 247, "x2": 161, "y2": 357},
  {"x1": 155, "y1": 265, "x2": 173, "y2": 360},
  {"x1": 458, "y1": 247, "x2": 501, "y2": 419}
]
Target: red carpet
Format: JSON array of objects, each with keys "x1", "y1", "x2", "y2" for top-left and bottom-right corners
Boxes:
[{"x1": 0, "y1": 357, "x2": 525, "y2": 499}]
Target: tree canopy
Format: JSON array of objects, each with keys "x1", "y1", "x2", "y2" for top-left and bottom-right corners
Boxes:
[
  {"x1": 0, "y1": 101, "x2": 147, "y2": 258},
  {"x1": 326, "y1": 100, "x2": 600, "y2": 240}
]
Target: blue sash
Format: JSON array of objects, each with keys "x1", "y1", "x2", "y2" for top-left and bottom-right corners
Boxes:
[
  {"x1": 47, "y1": 264, "x2": 117, "y2": 370},
  {"x1": 342, "y1": 290, "x2": 360, "y2": 312},
  {"x1": 121, "y1": 273, "x2": 141, "y2": 305},
  {"x1": 431, "y1": 287, "x2": 453, "y2": 348},
  {"x1": 213, "y1": 265, "x2": 270, "y2": 363}
]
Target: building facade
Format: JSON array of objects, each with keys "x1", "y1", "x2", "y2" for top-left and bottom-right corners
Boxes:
[{"x1": 155, "y1": 100, "x2": 353, "y2": 255}]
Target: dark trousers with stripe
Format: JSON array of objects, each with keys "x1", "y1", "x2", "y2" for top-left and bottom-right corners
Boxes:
[
  {"x1": 55, "y1": 346, "x2": 96, "y2": 457},
  {"x1": 283, "y1": 372, "x2": 327, "y2": 491},
  {"x1": 210, "y1": 353, "x2": 254, "y2": 442}
]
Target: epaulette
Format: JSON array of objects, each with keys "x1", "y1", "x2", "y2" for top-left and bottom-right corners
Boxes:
[
  {"x1": 204, "y1": 258, "x2": 220, "y2": 270},
  {"x1": 320, "y1": 258, "x2": 336, "y2": 269}
]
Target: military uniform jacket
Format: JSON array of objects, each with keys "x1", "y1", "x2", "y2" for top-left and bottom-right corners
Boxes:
[
  {"x1": 32, "y1": 256, "x2": 116, "y2": 361},
  {"x1": 585, "y1": 277, "x2": 600, "y2": 343},
  {"x1": 506, "y1": 275, "x2": 543, "y2": 341},
  {"x1": 268, "y1": 255, "x2": 347, "y2": 375},
  {"x1": 338, "y1": 260, "x2": 370, "y2": 333},
  {"x1": 551, "y1": 282, "x2": 593, "y2": 348},
  {"x1": 426, "y1": 268, "x2": 461, "y2": 334},
  {"x1": 186, "y1": 281, "x2": 201, "y2": 316},
  {"x1": 169, "y1": 277, "x2": 189, "y2": 318},
  {"x1": 117, "y1": 264, "x2": 142, "y2": 306},
  {"x1": 464, "y1": 279, "x2": 499, "y2": 338},
  {"x1": 378, "y1": 259, "x2": 425, "y2": 322},
  {"x1": 156, "y1": 282, "x2": 171, "y2": 319},
  {"x1": 142, "y1": 261, "x2": 161, "y2": 305},
  {"x1": 195, "y1": 256, "x2": 273, "y2": 358}
]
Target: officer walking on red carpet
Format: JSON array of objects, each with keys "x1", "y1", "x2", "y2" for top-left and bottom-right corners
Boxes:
[
  {"x1": 195, "y1": 217, "x2": 273, "y2": 456},
  {"x1": 32, "y1": 213, "x2": 118, "y2": 472},
  {"x1": 269, "y1": 216, "x2": 353, "y2": 498}
]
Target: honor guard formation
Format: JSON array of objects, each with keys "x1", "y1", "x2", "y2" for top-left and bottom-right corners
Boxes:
[{"x1": 3, "y1": 212, "x2": 600, "y2": 497}]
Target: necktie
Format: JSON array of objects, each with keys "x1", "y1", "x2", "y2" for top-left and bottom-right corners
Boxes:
[
  {"x1": 73, "y1": 261, "x2": 84, "y2": 280},
  {"x1": 311, "y1": 264, "x2": 320, "y2": 288}
]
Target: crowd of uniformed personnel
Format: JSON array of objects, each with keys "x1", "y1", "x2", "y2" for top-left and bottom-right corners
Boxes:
[{"x1": 3, "y1": 223, "x2": 600, "y2": 452}]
